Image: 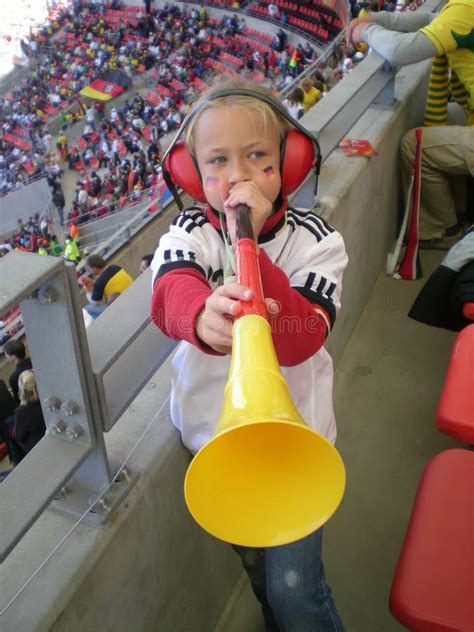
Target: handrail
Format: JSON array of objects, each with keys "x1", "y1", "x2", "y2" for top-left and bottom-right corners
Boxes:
[
  {"x1": 0, "y1": 251, "x2": 176, "y2": 563},
  {"x1": 279, "y1": 29, "x2": 346, "y2": 100}
]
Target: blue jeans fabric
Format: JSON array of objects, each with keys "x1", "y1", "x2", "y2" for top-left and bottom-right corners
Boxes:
[
  {"x1": 232, "y1": 528, "x2": 345, "y2": 632},
  {"x1": 84, "y1": 302, "x2": 108, "y2": 319}
]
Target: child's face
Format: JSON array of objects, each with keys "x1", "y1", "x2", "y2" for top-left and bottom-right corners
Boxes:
[{"x1": 193, "y1": 106, "x2": 282, "y2": 214}]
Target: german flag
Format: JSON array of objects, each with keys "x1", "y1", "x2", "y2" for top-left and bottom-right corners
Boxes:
[
  {"x1": 80, "y1": 78, "x2": 124, "y2": 101},
  {"x1": 80, "y1": 70, "x2": 131, "y2": 101}
]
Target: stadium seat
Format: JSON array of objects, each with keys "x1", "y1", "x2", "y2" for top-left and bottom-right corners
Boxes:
[
  {"x1": 389, "y1": 449, "x2": 474, "y2": 632},
  {"x1": 436, "y1": 324, "x2": 474, "y2": 444}
]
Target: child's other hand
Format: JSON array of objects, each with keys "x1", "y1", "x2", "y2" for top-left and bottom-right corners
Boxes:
[
  {"x1": 224, "y1": 181, "x2": 273, "y2": 244},
  {"x1": 195, "y1": 282, "x2": 280, "y2": 354}
]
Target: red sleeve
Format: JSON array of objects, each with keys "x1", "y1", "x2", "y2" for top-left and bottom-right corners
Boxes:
[
  {"x1": 151, "y1": 268, "x2": 222, "y2": 355},
  {"x1": 258, "y1": 249, "x2": 329, "y2": 367}
]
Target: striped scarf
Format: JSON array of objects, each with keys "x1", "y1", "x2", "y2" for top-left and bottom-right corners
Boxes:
[{"x1": 424, "y1": 54, "x2": 470, "y2": 126}]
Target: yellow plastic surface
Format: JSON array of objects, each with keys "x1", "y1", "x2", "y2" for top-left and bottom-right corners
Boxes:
[{"x1": 184, "y1": 315, "x2": 346, "y2": 547}]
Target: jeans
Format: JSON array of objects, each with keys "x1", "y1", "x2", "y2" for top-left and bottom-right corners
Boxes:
[
  {"x1": 84, "y1": 302, "x2": 108, "y2": 319},
  {"x1": 232, "y1": 528, "x2": 345, "y2": 632}
]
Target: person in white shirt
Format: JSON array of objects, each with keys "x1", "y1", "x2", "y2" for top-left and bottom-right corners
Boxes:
[
  {"x1": 151, "y1": 77, "x2": 347, "y2": 632},
  {"x1": 268, "y1": 2, "x2": 279, "y2": 18}
]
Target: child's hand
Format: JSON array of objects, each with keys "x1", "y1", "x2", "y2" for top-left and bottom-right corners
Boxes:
[
  {"x1": 195, "y1": 282, "x2": 280, "y2": 354},
  {"x1": 224, "y1": 181, "x2": 273, "y2": 244}
]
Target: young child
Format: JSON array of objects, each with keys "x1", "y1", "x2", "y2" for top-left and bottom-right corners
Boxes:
[{"x1": 150, "y1": 78, "x2": 347, "y2": 632}]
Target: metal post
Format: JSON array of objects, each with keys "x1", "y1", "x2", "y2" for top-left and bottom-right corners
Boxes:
[{"x1": 0, "y1": 252, "x2": 134, "y2": 561}]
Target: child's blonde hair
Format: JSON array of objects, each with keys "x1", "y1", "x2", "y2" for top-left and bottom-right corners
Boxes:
[
  {"x1": 18, "y1": 370, "x2": 38, "y2": 406},
  {"x1": 184, "y1": 77, "x2": 290, "y2": 157}
]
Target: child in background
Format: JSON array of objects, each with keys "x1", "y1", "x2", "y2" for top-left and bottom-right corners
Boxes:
[{"x1": 150, "y1": 78, "x2": 347, "y2": 632}]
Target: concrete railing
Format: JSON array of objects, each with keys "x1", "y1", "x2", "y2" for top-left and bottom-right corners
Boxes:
[{"x1": 0, "y1": 179, "x2": 52, "y2": 238}]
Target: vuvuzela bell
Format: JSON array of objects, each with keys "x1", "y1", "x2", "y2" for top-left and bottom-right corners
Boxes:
[{"x1": 184, "y1": 207, "x2": 346, "y2": 547}]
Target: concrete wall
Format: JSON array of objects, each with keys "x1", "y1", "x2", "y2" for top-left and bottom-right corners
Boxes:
[
  {"x1": 0, "y1": 56, "x2": 431, "y2": 632},
  {"x1": 319, "y1": 62, "x2": 430, "y2": 365},
  {"x1": 0, "y1": 179, "x2": 52, "y2": 238}
]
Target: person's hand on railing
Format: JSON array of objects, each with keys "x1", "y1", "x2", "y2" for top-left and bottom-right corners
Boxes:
[
  {"x1": 78, "y1": 274, "x2": 93, "y2": 290},
  {"x1": 346, "y1": 15, "x2": 374, "y2": 48}
]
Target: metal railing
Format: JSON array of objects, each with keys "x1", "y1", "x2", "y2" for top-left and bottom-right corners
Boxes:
[
  {"x1": 0, "y1": 251, "x2": 176, "y2": 564},
  {"x1": 0, "y1": 187, "x2": 176, "y2": 349}
]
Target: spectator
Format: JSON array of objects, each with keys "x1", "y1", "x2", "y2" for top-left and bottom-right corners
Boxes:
[
  {"x1": 4, "y1": 371, "x2": 46, "y2": 466},
  {"x1": 283, "y1": 88, "x2": 305, "y2": 120},
  {"x1": 0, "y1": 379, "x2": 16, "y2": 456},
  {"x1": 52, "y1": 186, "x2": 66, "y2": 227},
  {"x1": 64, "y1": 235, "x2": 81, "y2": 263},
  {"x1": 262, "y1": 51, "x2": 270, "y2": 78},
  {"x1": 150, "y1": 77, "x2": 347, "y2": 632},
  {"x1": 3, "y1": 339, "x2": 33, "y2": 405},
  {"x1": 301, "y1": 79, "x2": 322, "y2": 112},
  {"x1": 268, "y1": 2, "x2": 279, "y2": 19},
  {"x1": 347, "y1": 2, "x2": 474, "y2": 248},
  {"x1": 50, "y1": 234, "x2": 63, "y2": 257},
  {"x1": 139, "y1": 253, "x2": 154, "y2": 273},
  {"x1": 84, "y1": 254, "x2": 133, "y2": 319}
]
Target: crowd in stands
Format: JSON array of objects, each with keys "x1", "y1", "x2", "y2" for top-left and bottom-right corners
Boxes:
[
  {"x1": 250, "y1": 0, "x2": 344, "y2": 44},
  {"x1": 350, "y1": 0, "x2": 425, "y2": 17},
  {"x1": 0, "y1": 0, "x2": 348, "y2": 205},
  {"x1": 0, "y1": 3, "x2": 301, "y2": 204},
  {"x1": 0, "y1": 213, "x2": 64, "y2": 259}
]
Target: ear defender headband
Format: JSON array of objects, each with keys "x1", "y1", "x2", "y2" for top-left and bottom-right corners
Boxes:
[{"x1": 161, "y1": 88, "x2": 322, "y2": 211}]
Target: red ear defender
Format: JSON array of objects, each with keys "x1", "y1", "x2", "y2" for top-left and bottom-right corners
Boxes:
[
  {"x1": 163, "y1": 130, "x2": 316, "y2": 203},
  {"x1": 163, "y1": 142, "x2": 207, "y2": 203},
  {"x1": 280, "y1": 129, "x2": 316, "y2": 195}
]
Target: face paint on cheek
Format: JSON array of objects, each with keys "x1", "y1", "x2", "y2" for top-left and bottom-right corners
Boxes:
[
  {"x1": 205, "y1": 176, "x2": 219, "y2": 188},
  {"x1": 263, "y1": 165, "x2": 276, "y2": 179}
]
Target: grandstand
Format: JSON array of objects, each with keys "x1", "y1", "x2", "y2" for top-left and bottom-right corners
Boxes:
[{"x1": 1, "y1": 0, "x2": 473, "y2": 631}]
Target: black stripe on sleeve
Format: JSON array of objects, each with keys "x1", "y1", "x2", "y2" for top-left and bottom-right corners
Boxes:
[
  {"x1": 305, "y1": 272, "x2": 316, "y2": 290},
  {"x1": 326, "y1": 281, "x2": 336, "y2": 298},
  {"x1": 153, "y1": 260, "x2": 207, "y2": 287},
  {"x1": 287, "y1": 216, "x2": 323, "y2": 242},
  {"x1": 293, "y1": 286, "x2": 337, "y2": 326},
  {"x1": 315, "y1": 277, "x2": 326, "y2": 294}
]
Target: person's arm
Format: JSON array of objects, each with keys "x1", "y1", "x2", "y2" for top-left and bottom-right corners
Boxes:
[
  {"x1": 259, "y1": 218, "x2": 347, "y2": 367},
  {"x1": 150, "y1": 211, "x2": 221, "y2": 354},
  {"x1": 258, "y1": 250, "x2": 330, "y2": 367},
  {"x1": 371, "y1": 10, "x2": 434, "y2": 31},
  {"x1": 362, "y1": 25, "x2": 438, "y2": 65},
  {"x1": 347, "y1": 10, "x2": 436, "y2": 59},
  {"x1": 90, "y1": 269, "x2": 110, "y2": 305},
  {"x1": 151, "y1": 267, "x2": 218, "y2": 353}
]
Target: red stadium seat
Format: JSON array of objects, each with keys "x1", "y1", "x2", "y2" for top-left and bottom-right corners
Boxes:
[
  {"x1": 436, "y1": 324, "x2": 474, "y2": 444},
  {"x1": 389, "y1": 449, "x2": 474, "y2": 632}
]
